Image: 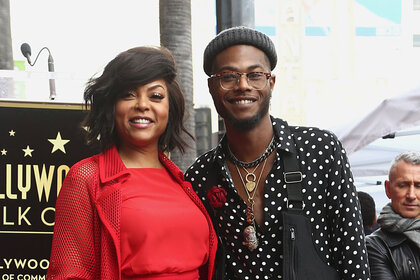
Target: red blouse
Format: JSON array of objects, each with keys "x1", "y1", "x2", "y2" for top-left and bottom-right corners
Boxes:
[
  {"x1": 120, "y1": 168, "x2": 210, "y2": 279},
  {"x1": 47, "y1": 146, "x2": 217, "y2": 280}
]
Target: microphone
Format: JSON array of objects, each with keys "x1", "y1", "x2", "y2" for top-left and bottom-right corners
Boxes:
[
  {"x1": 20, "y1": 43, "x2": 57, "y2": 100},
  {"x1": 21, "y1": 43, "x2": 32, "y2": 65}
]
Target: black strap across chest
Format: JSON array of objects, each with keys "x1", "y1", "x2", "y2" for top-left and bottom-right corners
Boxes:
[{"x1": 282, "y1": 150, "x2": 304, "y2": 210}]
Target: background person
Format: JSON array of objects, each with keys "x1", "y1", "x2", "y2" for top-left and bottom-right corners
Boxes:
[
  {"x1": 357, "y1": 191, "x2": 378, "y2": 235},
  {"x1": 47, "y1": 46, "x2": 217, "y2": 280},
  {"x1": 366, "y1": 151, "x2": 420, "y2": 279},
  {"x1": 185, "y1": 26, "x2": 370, "y2": 279}
]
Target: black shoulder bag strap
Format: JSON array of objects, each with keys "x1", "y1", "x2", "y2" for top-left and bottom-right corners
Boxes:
[
  {"x1": 283, "y1": 151, "x2": 305, "y2": 210},
  {"x1": 282, "y1": 150, "x2": 340, "y2": 280}
]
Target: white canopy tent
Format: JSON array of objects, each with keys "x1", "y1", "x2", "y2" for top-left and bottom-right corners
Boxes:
[
  {"x1": 333, "y1": 85, "x2": 420, "y2": 211},
  {"x1": 336, "y1": 85, "x2": 420, "y2": 155}
]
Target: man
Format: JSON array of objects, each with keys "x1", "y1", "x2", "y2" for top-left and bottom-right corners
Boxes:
[
  {"x1": 185, "y1": 26, "x2": 370, "y2": 279},
  {"x1": 357, "y1": 191, "x2": 378, "y2": 235},
  {"x1": 366, "y1": 151, "x2": 420, "y2": 279}
]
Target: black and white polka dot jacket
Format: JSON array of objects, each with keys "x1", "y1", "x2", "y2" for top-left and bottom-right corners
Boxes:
[{"x1": 185, "y1": 116, "x2": 371, "y2": 280}]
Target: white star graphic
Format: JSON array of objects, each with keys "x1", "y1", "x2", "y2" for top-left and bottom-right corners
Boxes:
[
  {"x1": 9, "y1": 130, "x2": 16, "y2": 136},
  {"x1": 48, "y1": 132, "x2": 70, "y2": 154},
  {"x1": 22, "y1": 145, "x2": 34, "y2": 157},
  {"x1": 1, "y1": 149, "x2": 7, "y2": 156}
]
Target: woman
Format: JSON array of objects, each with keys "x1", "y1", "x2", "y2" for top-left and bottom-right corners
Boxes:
[{"x1": 47, "y1": 46, "x2": 217, "y2": 279}]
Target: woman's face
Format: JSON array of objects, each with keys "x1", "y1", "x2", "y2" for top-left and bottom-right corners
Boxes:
[{"x1": 115, "y1": 79, "x2": 169, "y2": 151}]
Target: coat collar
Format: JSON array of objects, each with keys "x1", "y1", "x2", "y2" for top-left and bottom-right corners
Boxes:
[
  {"x1": 374, "y1": 228, "x2": 408, "y2": 248},
  {"x1": 98, "y1": 145, "x2": 184, "y2": 184}
]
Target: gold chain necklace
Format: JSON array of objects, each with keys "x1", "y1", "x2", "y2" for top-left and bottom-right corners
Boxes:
[
  {"x1": 234, "y1": 157, "x2": 268, "y2": 251},
  {"x1": 241, "y1": 162, "x2": 261, "y2": 192}
]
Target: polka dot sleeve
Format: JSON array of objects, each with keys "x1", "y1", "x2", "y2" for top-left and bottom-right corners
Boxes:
[{"x1": 322, "y1": 132, "x2": 370, "y2": 279}]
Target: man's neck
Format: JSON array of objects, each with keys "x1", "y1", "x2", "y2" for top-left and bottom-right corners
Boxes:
[{"x1": 225, "y1": 115, "x2": 274, "y2": 163}]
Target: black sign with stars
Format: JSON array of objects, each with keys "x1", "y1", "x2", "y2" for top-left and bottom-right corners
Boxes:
[{"x1": 0, "y1": 101, "x2": 98, "y2": 277}]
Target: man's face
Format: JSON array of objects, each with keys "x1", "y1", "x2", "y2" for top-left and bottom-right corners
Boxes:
[
  {"x1": 385, "y1": 160, "x2": 420, "y2": 218},
  {"x1": 208, "y1": 45, "x2": 275, "y2": 131}
]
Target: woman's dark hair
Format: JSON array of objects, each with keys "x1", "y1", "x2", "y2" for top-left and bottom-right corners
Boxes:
[{"x1": 82, "y1": 46, "x2": 193, "y2": 153}]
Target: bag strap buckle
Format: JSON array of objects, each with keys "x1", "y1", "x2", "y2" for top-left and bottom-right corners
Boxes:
[
  {"x1": 284, "y1": 171, "x2": 303, "y2": 183},
  {"x1": 286, "y1": 198, "x2": 306, "y2": 210}
]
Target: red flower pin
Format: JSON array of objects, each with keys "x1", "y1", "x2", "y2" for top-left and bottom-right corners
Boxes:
[{"x1": 207, "y1": 186, "x2": 227, "y2": 208}]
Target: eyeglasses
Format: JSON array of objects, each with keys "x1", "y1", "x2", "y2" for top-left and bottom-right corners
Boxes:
[{"x1": 210, "y1": 71, "x2": 271, "y2": 90}]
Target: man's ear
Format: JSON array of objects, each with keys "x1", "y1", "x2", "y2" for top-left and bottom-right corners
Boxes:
[
  {"x1": 208, "y1": 78, "x2": 215, "y2": 96},
  {"x1": 269, "y1": 73, "x2": 276, "y2": 92},
  {"x1": 384, "y1": 180, "x2": 392, "y2": 199}
]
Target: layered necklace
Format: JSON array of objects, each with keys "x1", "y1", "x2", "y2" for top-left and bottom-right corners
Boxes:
[
  {"x1": 227, "y1": 136, "x2": 276, "y2": 168},
  {"x1": 227, "y1": 136, "x2": 276, "y2": 251}
]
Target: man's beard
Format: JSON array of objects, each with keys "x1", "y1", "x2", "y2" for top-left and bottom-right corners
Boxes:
[{"x1": 225, "y1": 91, "x2": 271, "y2": 131}]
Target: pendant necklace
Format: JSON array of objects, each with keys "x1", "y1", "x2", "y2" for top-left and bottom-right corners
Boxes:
[
  {"x1": 242, "y1": 162, "x2": 261, "y2": 192},
  {"x1": 235, "y1": 157, "x2": 268, "y2": 251}
]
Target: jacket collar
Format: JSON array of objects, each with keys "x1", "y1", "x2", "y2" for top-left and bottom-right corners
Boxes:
[
  {"x1": 99, "y1": 145, "x2": 184, "y2": 184},
  {"x1": 99, "y1": 145, "x2": 130, "y2": 183},
  {"x1": 210, "y1": 116, "x2": 297, "y2": 163},
  {"x1": 158, "y1": 151, "x2": 185, "y2": 184},
  {"x1": 375, "y1": 229, "x2": 408, "y2": 248}
]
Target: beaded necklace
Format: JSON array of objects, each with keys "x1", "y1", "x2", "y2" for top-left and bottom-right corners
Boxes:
[{"x1": 234, "y1": 157, "x2": 268, "y2": 251}]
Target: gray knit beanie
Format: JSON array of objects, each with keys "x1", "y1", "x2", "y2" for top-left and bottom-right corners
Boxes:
[{"x1": 203, "y1": 26, "x2": 277, "y2": 76}]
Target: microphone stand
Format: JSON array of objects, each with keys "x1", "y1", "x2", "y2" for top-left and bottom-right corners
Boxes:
[
  {"x1": 27, "y1": 47, "x2": 56, "y2": 100},
  {"x1": 47, "y1": 53, "x2": 56, "y2": 100}
]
